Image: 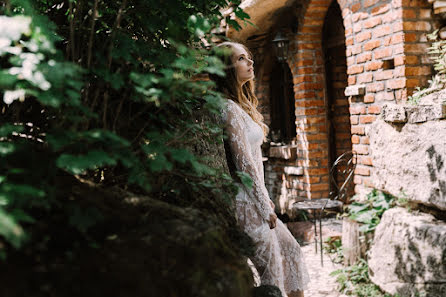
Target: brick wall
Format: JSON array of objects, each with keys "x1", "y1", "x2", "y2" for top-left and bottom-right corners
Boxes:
[{"x1": 243, "y1": 0, "x2": 439, "y2": 212}]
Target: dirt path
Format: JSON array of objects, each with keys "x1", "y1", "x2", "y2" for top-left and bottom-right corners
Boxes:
[{"x1": 301, "y1": 243, "x2": 347, "y2": 297}]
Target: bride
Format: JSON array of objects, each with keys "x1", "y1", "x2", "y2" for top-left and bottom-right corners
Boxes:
[{"x1": 210, "y1": 41, "x2": 310, "y2": 297}]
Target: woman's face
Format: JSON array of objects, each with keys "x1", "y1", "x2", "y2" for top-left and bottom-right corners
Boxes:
[{"x1": 231, "y1": 44, "x2": 254, "y2": 85}]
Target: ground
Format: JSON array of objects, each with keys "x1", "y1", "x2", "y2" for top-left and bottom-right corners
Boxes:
[{"x1": 301, "y1": 218, "x2": 348, "y2": 297}]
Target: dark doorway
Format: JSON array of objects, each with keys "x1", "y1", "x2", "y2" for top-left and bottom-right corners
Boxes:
[
  {"x1": 269, "y1": 61, "x2": 296, "y2": 143},
  {"x1": 322, "y1": 0, "x2": 352, "y2": 196}
]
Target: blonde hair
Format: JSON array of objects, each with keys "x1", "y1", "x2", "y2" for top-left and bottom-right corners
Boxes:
[{"x1": 210, "y1": 41, "x2": 268, "y2": 138}]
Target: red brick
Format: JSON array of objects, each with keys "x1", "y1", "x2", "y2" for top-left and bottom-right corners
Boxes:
[
  {"x1": 365, "y1": 60, "x2": 383, "y2": 71},
  {"x1": 356, "y1": 31, "x2": 371, "y2": 43},
  {"x1": 356, "y1": 52, "x2": 372, "y2": 63},
  {"x1": 354, "y1": 175, "x2": 362, "y2": 185},
  {"x1": 406, "y1": 78, "x2": 420, "y2": 88},
  {"x1": 406, "y1": 66, "x2": 431, "y2": 76},
  {"x1": 394, "y1": 55, "x2": 405, "y2": 66},
  {"x1": 347, "y1": 65, "x2": 364, "y2": 75},
  {"x1": 384, "y1": 36, "x2": 392, "y2": 46},
  {"x1": 360, "y1": 156, "x2": 373, "y2": 166},
  {"x1": 403, "y1": 9, "x2": 417, "y2": 18},
  {"x1": 403, "y1": 21, "x2": 431, "y2": 31},
  {"x1": 351, "y1": 125, "x2": 365, "y2": 135},
  {"x1": 311, "y1": 183, "x2": 330, "y2": 191},
  {"x1": 361, "y1": 136, "x2": 370, "y2": 144},
  {"x1": 364, "y1": 94, "x2": 375, "y2": 103},
  {"x1": 368, "y1": 105, "x2": 381, "y2": 114},
  {"x1": 297, "y1": 59, "x2": 315, "y2": 67},
  {"x1": 373, "y1": 25, "x2": 392, "y2": 38},
  {"x1": 390, "y1": 32, "x2": 405, "y2": 44},
  {"x1": 404, "y1": 33, "x2": 417, "y2": 42},
  {"x1": 346, "y1": 37, "x2": 354, "y2": 46},
  {"x1": 366, "y1": 82, "x2": 385, "y2": 92},
  {"x1": 357, "y1": 73, "x2": 373, "y2": 83},
  {"x1": 371, "y1": 4, "x2": 390, "y2": 15},
  {"x1": 387, "y1": 78, "x2": 406, "y2": 89},
  {"x1": 349, "y1": 105, "x2": 366, "y2": 115},
  {"x1": 355, "y1": 166, "x2": 370, "y2": 176},
  {"x1": 352, "y1": 135, "x2": 360, "y2": 144},
  {"x1": 348, "y1": 76, "x2": 356, "y2": 85},
  {"x1": 364, "y1": 0, "x2": 379, "y2": 7},
  {"x1": 360, "y1": 115, "x2": 376, "y2": 124},
  {"x1": 350, "y1": 115, "x2": 359, "y2": 125},
  {"x1": 353, "y1": 144, "x2": 369, "y2": 155},
  {"x1": 374, "y1": 47, "x2": 392, "y2": 59},
  {"x1": 364, "y1": 17, "x2": 382, "y2": 29},
  {"x1": 375, "y1": 91, "x2": 395, "y2": 101},
  {"x1": 364, "y1": 40, "x2": 381, "y2": 51},
  {"x1": 295, "y1": 99, "x2": 325, "y2": 107},
  {"x1": 351, "y1": 2, "x2": 361, "y2": 12},
  {"x1": 419, "y1": 9, "x2": 431, "y2": 19},
  {"x1": 393, "y1": 66, "x2": 405, "y2": 77},
  {"x1": 405, "y1": 55, "x2": 419, "y2": 64},
  {"x1": 394, "y1": 44, "x2": 405, "y2": 55},
  {"x1": 375, "y1": 70, "x2": 394, "y2": 81}
]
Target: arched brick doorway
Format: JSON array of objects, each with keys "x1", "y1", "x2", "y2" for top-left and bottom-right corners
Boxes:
[
  {"x1": 322, "y1": 1, "x2": 352, "y2": 196},
  {"x1": 288, "y1": 0, "x2": 350, "y2": 200}
]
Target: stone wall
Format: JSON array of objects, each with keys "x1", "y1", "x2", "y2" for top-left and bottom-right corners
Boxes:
[{"x1": 368, "y1": 93, "x2": 446, "y2": 296}]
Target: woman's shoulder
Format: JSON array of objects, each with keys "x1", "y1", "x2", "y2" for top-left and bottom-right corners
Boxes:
[{"x1": 221, "y1": 99, "x2": 244, "y2": 121}]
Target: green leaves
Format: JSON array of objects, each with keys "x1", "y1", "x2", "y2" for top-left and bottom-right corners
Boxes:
[
  {"x1": 346, "y1": 190, "x2": 395, "y2": 233},
  {"x1": 236, "y1": 171, "x2": 253, "y2": 189},
  {"x1": 57, "y1": 150, "x2": 117, "y2": 175}
]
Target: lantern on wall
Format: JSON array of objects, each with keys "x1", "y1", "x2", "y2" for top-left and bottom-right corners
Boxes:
[{"x1": 272, "y1": 31, "x2": 290, "y2": 62}]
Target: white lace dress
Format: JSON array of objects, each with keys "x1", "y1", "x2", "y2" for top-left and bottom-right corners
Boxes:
[{"x1": 222, "y1": 99, "x2": 310, "y2": 296}]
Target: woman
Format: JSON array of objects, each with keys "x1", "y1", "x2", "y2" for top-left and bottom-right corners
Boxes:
[{"x1": 211, "y1": 42, "x2": 309, "y2": 297}]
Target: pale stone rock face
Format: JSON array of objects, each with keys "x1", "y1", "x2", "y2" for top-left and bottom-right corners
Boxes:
[
  {"x1": 369, "y1": 117, "x2": 446, "y2": 210},
  {"x1": 368, "y1": 207, "x2": 446, "y2": 297}
]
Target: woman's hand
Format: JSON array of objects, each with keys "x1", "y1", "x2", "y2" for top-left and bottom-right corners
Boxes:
[{"x1": 268, "y1": 213, "x2": 277, "y2": 229}]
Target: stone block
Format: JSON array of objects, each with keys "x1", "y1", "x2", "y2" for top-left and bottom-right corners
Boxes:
[
  {"x1": 369, "y1": 117, "x2": 446, "y2": 210},
  {"x1": 268, "y1": 145, "x2": 298, "y2": 160},
  {"x1": 283, "y1": 166, "x2": 303, "y2": 176},
  {"x1": 381, "y1": 103, "x2": 407, "y2": 123},
  {"x1": 368, "y1": 207, "x2": 446, "y2": 297},
  {"x1": 345, "y1": 84, "x2": 366, "y2": 96},
  {"x1": 405, "y1": 104, "x2": 446, "y2": 123}
]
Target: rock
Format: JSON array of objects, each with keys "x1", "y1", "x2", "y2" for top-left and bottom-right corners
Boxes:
[
  {"x1": 382, "y1": 104, "x2": 407, "y2": 123},
  {"x1": 369, "y1": 117, "x2": 446, "y2": 210},
  {"x1": 368, "y1": 207, "x2": 446, "y2": 297},
  {"x1": 253, "y1": 285, "x2": 283, "y2": 297}
]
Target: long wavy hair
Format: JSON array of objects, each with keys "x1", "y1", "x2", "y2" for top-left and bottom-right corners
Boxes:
[{"x1": 210, "y1": 41, "x2": 268, "y2": 138}]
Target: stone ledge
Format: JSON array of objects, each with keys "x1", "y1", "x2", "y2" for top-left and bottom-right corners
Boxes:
[
  {"x1": 382, "y1": 103, "x2": 446, "y2": 123},
  {"x1": 283, "y1": 166, "x2": 303, "y2": 176},
  {"x1": 268, "y1": 145, "x2": 298, "y2": 160},
  {"x1": 345, "y1": 84, "x2": 366, "y2": 97}
]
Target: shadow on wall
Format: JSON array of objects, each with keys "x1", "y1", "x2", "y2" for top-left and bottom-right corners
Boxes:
[
  {"x1": 426, "y1": 145, "x2": 446, "y2": 203},
  {"x1": 392, "y1": 230, "x2": 446, "y2": 297}
]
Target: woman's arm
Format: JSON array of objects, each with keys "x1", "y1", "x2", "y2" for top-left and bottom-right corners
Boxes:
[{"x1": 224, "y1": 101, "x2": 276, "y2": 227}]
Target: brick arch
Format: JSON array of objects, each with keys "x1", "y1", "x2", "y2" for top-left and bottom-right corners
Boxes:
[{"x1": 289, "y1": 0, "x2": 346, "y2": 200}]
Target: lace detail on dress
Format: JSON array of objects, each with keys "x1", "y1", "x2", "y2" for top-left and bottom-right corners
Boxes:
[
  {"x1": 222, "y1": 99, "x2": 310, "y2": 296},
  {"x1": 222, "y1": 100, "x2": 272, "y2": 221}
]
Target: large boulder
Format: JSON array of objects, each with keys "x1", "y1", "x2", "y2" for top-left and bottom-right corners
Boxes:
[
  {"x1": 369, "y1": 116, "x2": 446, "y2": 210},
  {"x1": 368, "y1": 207, "x2": 446, "y2": 297}
]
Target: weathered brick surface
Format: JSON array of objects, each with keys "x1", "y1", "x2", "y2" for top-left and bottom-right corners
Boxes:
[{"x1": 250, "y1": 0, "x2": 439, "y2": 208}]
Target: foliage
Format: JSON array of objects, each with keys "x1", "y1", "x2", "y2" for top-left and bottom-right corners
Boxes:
[
  {"x1": 323, "y1": 236, "x2": 343, "y2": 264},
  {"x1": 408, "y1": 29, "x2": 446, "y2": 104},
  {"x1": 345, "y1": 189, "x2": 396, "y2": 233},
  {"x1": 0, "y1": 0, "x2": 252, "y2": 255},
  {"x1": 330, "y1": 259, "x2": 394, "y2": 297}
]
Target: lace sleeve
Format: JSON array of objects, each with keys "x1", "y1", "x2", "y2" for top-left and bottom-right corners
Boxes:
[{"x1": 223, "y1": 101, "x2": 273, "y2": 221}]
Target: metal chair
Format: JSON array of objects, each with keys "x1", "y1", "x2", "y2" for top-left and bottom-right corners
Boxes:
[{"x1": 293, "y1": 150, "x2": 357, "y2": 266}]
